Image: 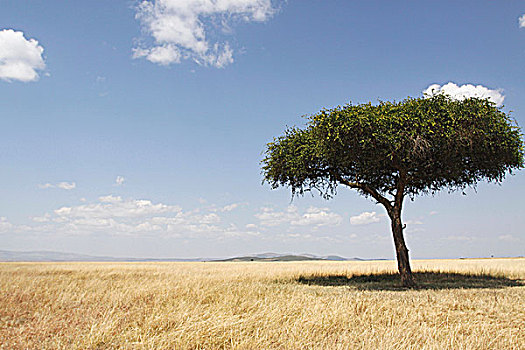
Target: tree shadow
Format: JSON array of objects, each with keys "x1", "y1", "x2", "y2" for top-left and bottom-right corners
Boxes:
[{"x1": 296, "y1": 272, "x2": 524, "y2": 291}]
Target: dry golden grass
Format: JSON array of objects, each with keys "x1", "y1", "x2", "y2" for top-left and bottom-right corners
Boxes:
[{"x1": 1, "y1": 258, "x2": 524, "y2": 349}]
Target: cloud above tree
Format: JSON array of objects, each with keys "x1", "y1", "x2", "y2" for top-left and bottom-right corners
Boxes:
[
  {"x1": 133, "y1": 0, "x2": 276, "y2": 67},
  {"x1": 0, "y1": 29, "x2": 46, "y2": 82},
  {"x1": 423, "y1": 82, "x2": 504, "y2": 107}
]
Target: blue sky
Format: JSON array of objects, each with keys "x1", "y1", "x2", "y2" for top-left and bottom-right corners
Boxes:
[{"x1": 1, "y1": 1, "x2": 524, "y2": 259}]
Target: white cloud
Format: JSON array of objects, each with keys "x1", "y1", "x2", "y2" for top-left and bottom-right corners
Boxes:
[
  {"x1": 221, "y1": 203, "x2": 240, "y2": 212},
  {"x1": 290, "y1": 206, "x2": 342, "y2": 226},
  {"x1": 0, "y1": 217, "x2": 13, "y2": 233},
  {"x1": 38, "y1": 183, "x2": 54, "y2": 189},
  {"x1": 0, "y1": 29, "x2": 46, "y2": 82},
  {"x1": 444, "y1": 235, "x2": 477, "y2": 241},
  {"x1": 19, "y1": 196, "x2": 262, "y2": 239},
  {"x1": 498, "y1": 234, "x2": 519, "y2": 242},
  {"x1": 200, "y1": 213, "x2": 221, "y2": 224},
  {"x1": 403, "y1": 219, "x2": 424, "y2": 234},
  {"x1": 38, "y1": 181, "x2": 76, "y2": 190},
  {"x1": 255, "y1": 206, "x2": 296, "y2": 227},
  {"x1": 133, "y1": 0, "x2": 275, "y2": 67},
  {"x1": 133, "y1": 45, "x2": 181, "y2": 65},
  {"x1": 32, "y1": 214, "x2": 51, "y2": 223},
  {"x1": 274, "y1": 232, "x2": 342, "y2": 243},
  {"x1": 519, "y1": 14, "x2": 525, "y2": 28},
  {"x1": 54, "y1": 198, "x2": 181, "y2": 219},
  {"x1": 350, "y1": 211, "x2": 380, "y2": 226},
  {"x1": 423, "y1": 82, "x2": 504, "y2": 107},
  {"x1": 255, "y1": 206, "x2": 342, "y2": 228},
  {"x1": 99, "y1": 195, "x2": 123, "y2": 203},
  {"x1": 57, "y1": 182, "x2": 76, "y2": 190},
  {"x1": 115, "y1": 176, "x2": 125, "y2": 186},
  {"x1": 207, "y1": 202, "x2": 246, "y2": 212},
  {"x1": 405, "y1": 219, "x2": 423, "y2": 226}
]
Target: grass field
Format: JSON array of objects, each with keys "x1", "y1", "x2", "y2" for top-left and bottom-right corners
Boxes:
[{"x1": 1, "y1": 258, "x2": 524, "y2": 349}]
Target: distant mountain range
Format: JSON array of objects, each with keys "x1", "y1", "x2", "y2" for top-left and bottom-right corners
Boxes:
[
  {"x1": 0, "y1": 250, "x2": 385, "y2": 262},
  {"x1": 0, "y1": 250, "x2": 204, "y2": 262},
  {"x1": 215, "y1": 253, "x2": 360, "y2": 262}
]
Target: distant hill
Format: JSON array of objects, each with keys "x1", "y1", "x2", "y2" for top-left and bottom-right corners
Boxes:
[
  {"x1": 0, "y1": 250, "x2": 204, "y2": 262},
  {"x1": 0, "y1": 250, "x2": 383, "y2": 262},
  {"x1": 214, "y1": 253, "x2": 358, "y2": 262},
  {"x1": 214, "y1": 255, "x2": 320, "y2": 262}
]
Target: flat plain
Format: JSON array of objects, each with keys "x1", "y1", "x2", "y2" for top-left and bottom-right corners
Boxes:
[{"x1": 1, "y1": 258, "x2": 524, "y2": 349}]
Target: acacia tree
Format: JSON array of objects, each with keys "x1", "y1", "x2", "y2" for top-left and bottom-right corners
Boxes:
[{"x1": 262, "y1": 94, "x2": 524, "y2": 287}]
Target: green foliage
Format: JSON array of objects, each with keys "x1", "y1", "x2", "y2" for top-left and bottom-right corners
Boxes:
[{"x1": 262, "y1": 95, "x2": 524, "y2": 200}]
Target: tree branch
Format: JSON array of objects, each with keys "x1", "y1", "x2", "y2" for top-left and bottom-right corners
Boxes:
[{"x1": 336, "y1": 176, "x2": 393, "y2": 212}]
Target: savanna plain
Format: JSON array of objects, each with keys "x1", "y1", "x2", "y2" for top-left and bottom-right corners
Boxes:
[{"x1": 1, "y1": 258, "x2": 524, "y2": 349}]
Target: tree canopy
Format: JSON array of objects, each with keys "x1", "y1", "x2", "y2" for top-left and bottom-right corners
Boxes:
[
  {"x1": 262, "y1": 94, "x2": 524, "y2": 287},
  {"x1": 263, "y1": 94, "x2": 523, "y2": 201}
]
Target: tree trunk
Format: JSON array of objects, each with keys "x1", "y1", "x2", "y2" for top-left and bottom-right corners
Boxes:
[{"x1": 389, "y1": 207, "x2": 415, "y2": 287}]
